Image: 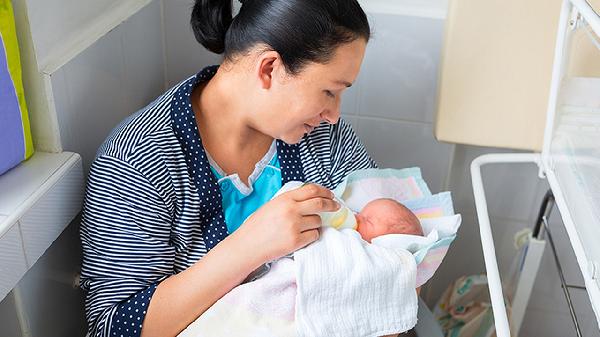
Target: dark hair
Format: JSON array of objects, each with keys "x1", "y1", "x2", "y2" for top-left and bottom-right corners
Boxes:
[{"x1": 190, "y1": 0, "x2": 370, "y2": 74}]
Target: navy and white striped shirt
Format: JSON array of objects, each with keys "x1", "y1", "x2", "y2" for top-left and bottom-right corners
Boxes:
[{"x1": 80, "y1": 65, "x2": 377, "y2": 337}]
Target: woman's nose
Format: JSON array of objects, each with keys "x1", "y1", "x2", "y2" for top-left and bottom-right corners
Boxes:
[{"x1": 321, "y1": 96, "x2": 341, "y2": 124}]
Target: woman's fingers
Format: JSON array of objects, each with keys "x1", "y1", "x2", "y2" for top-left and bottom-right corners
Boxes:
[
  {"x1": 298, "y1": 197, "x2": 340, "y2": 215},
  {"x1": 298, "y1": 228, "x2": 320, "y2": 248},
  {"x1": 280, "y1": 183, "x2": 340, "y2": 215},
  {"x1": 300, "y1": 214, "x2": 322, "y2": 231},
  {"x1": 288, "y1": 183, "x2": 334, "y2": 202}
]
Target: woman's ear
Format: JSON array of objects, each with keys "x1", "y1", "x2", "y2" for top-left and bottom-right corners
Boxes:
[{"x1": 255, "y1": 50, "x2": 285, "y2": 90}]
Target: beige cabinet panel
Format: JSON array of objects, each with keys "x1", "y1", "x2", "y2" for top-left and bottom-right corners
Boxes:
[{"x1": 435, "y1": 0, "x2": 563, "y2": 151}]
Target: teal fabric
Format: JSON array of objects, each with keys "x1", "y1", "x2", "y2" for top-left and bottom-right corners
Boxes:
[{"x1": 211, "y1": 153, "x2": 282, "y2": 233}]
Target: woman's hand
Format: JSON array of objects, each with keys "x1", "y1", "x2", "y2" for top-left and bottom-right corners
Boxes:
[
  {"x1": 234, "y1": 183, "x2": 340, "y2": 264},
  {"x1": 143, "y1": 185, "x2": 338, "y2": 337}
]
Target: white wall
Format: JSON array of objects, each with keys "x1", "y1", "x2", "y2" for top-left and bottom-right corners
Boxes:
[
  {"x1": 342, "y1": 13, "x2": 452, "y2": 194},
  {"x1": 25, "y1": 0, "x2": 118, "y2": 63},
  {"x1": 51, "y1": 0, "x2": 166, "y2": 172},
  {"x1": 163, "y1": 0, "x2": 222, "y2": 87},
  {"x1": 24, "y1": 0, "x2": 154, "y2": 73}
]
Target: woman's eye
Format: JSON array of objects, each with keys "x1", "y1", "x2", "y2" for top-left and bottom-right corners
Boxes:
[{"x1": 324, "y1": 90, "x2": 336, "y2": 98}]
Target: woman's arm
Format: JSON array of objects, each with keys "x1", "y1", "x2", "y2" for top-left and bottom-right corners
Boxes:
[
  {"x1": 141, "y1": 230, "x2": 262, "y2": 336},
  {"x1": 81, "y1": 155, "x2": 177, "y2": 337},
  {"x1": 82, "y1": 155, "x2": 267, "y2": 337},
  {"x1": 141, "y1": 183, "x2": 339, "y2": 337}
]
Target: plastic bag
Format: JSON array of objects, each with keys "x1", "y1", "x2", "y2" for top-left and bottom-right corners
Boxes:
[{"x1": 434, "y1": 275, "x2": 505, "y2": 337}]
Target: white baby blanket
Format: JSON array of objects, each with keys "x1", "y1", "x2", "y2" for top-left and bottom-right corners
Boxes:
[
  {"x1": 178, "y1": 258, "x2": 297, "y2": 337},
  {"x1": 373, "y1": 214, "x2": 462, "y2": 287},
  {"x1": 180, "y1": 167, "x2": 460, "y2": 336},
  {"x1": 294, "y1": 228, "x2": 418, "y2": 337},
  {"x1": 178, "y1": 229, "x2": 418, "y2": 337}
]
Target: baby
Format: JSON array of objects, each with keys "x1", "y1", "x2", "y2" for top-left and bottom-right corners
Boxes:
[
  {"x1": 275, "y1": 182, "x2": 423, "y2": 242},
  {"x1": 243, "y1": 192, "x2": 423, "y2": 283},
  {"x1": 320, "y1": 197, "x2": 423, "y2": 242},
  {"x1": 355, "y1": 198, "x2": 423, "y2": 242}
]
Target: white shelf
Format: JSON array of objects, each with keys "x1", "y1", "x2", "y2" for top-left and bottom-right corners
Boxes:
[
  {"x1": 0, "y1": 152, "x2": 73, "y2": 216},
  {"x1": 0, "y1": 152, "x2": 82, "y2": 232},
  {"x1": 0, "y1": 151, "x2": 83, "y2": 302}
]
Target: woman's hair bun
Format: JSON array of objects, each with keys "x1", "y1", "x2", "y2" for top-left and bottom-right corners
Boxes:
[
  {"x1": 191, "y1": 0, "x2": 371, "y2": 73},
  {"x1": 190, "y1": 0, "x2": 233, "y2": 54}
]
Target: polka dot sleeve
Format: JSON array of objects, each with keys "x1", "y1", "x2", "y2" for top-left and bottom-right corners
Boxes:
[{"x1": 110, "y1": 284, "x2": 158, "y2": 337}]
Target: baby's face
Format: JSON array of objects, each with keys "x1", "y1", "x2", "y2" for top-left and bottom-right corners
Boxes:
[{"x1": 356, "y1": 199, "x2": 422, "y2": 243}]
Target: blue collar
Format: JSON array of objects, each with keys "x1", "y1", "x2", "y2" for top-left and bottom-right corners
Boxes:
[{"x1": 170, "y1": 65, "x2": 305, "y2": 250}]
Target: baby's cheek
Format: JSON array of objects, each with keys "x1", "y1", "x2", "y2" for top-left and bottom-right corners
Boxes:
[{"x1": 357, "y1": 224, "x2": 375, "y2": 243}]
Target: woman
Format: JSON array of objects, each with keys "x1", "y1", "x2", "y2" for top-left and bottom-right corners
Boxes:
[{"x1": 80, "y1": 0, "x2": 376, "y2": 336}]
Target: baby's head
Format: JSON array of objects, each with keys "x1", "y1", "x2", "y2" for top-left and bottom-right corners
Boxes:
[{"x1": 356, "y1": 198, "x2": 423, "y2": 243}]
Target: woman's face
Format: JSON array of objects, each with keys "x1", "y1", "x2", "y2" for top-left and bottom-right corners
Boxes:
[{"x1": 252, "y1": 39, "x2": 367, "y2": 144}]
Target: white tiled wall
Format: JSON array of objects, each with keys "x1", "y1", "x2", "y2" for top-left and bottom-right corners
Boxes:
[
  {"x1": 342, "y1": 13, "x2": 453, "y2": 194},
  {"x1": 24, "y1": 0, "x2": 121, "y2": 67},
  {"x1": 162, "y1": 0, "x2": 223, "y2": 87},
  {"x1": 357, "y1": 14, "x2": 443, "y2": 123},
  {"x1": 52, "y1": 0, "x2": 166, "y2": 173}
]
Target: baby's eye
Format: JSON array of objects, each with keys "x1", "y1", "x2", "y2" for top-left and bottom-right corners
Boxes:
[{"x1": 324, "y1": 90, "x2": 336, "y2": 98}]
